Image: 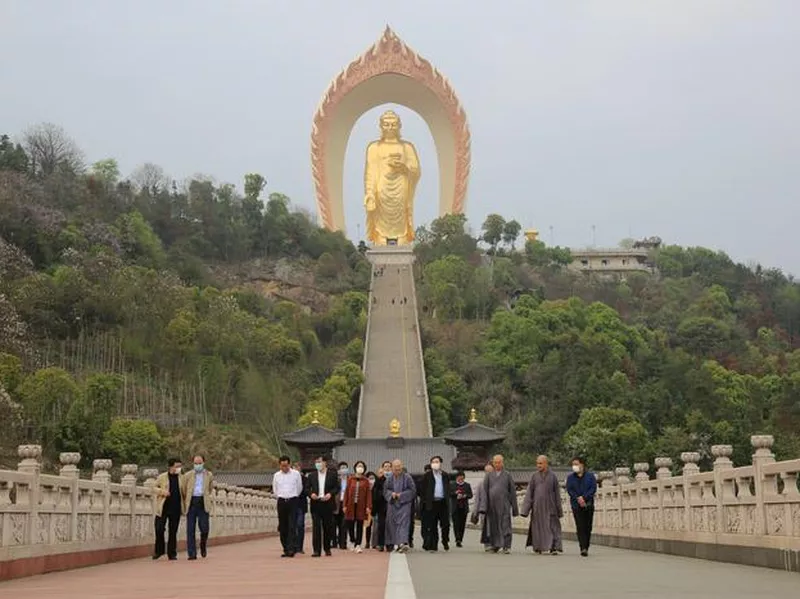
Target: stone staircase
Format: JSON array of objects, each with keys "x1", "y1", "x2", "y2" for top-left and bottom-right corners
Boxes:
[{"x1": 357, "y1": 247, "x2": 431, "y2": 438}]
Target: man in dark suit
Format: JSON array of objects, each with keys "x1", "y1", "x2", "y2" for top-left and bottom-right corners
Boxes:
[
  {"x1": 449, "y1": 470, "x2": 473, "y2": 547},
  {"x1": 420, "y1": 456, "x2": 451, "y2": 552},
  {"x1": 306, "y1": 455, "x2": 340, "y2": 557}
]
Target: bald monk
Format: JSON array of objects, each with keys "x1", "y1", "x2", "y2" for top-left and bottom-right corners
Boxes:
[
  {"x1": 521, "y1": 455, "x2": 563, "y2": 554},
  {"x1": 383, "y1": 459, "x2": 416, "y2": 553},
  {"x1": 476, "y1": 455, "x2": 518, "y2": 554}
]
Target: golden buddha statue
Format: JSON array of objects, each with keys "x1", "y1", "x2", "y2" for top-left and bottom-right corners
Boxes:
[
  {"x1": 389, "y1": 418, "x2": 401, "y2": 438},
  {"x1": 364, "y1": 110, "x2": 420, "y2": 245}
]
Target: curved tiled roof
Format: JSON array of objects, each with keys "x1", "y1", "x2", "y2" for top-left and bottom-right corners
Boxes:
[
  {"x1": 443, "y1": 422, "x2": 506, "y2": 444},
  {"x1": 282, "y1": 424, "x2": 346, "y2": 445}
]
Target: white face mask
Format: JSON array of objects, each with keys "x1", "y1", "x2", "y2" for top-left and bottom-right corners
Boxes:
[
  {"x1": 572, "y1": 464, "x2": 582, "y2": 474},
  {"x1": 355, "y1": 466, "x2": 365, "y2": 474},
  {"x1": 431, "y1": 462, "x2": 441, "y2": 471}
]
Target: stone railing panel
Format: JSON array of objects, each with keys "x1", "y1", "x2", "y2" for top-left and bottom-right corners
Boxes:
[{"x1": 0, "y1": 445, "x2": 278, "y2": 571}]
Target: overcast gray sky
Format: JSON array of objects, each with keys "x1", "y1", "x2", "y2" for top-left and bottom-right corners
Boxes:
[{"x1": 3, "y1": 1, "x2": 799, "y2": 274}]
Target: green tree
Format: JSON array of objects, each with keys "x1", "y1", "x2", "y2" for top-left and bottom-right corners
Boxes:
[
  {"x1": 563, "y1": 407, "x2": 650, "y2": 470},
  {"x1": 102, "y1": 419, "x2": 165, "y2": 465}
]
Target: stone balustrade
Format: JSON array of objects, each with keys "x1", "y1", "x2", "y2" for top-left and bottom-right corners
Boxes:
[
  {"x1": 0, "y1": 446, "x2": 279, "y2": 580},
  {"x1": 512, "y1": 435, "x2": 800, "y2": 571}
]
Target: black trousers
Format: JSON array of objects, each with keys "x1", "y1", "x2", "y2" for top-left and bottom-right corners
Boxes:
[
  {"x1": 572, "y1": 506, "x2": 595, "y2": 551},
  {"x1": 277, "y1": 497, "x2": 298, "y2": 555},
  {"x1": 422, "y1": 500, "x2": 450, "y2": 550},
  {"x1": 154, "y1": 508, "x2": 180, "y2": 558},
  {"x1": 452, "y1": 507, "x2": 468, "y2": 544},
  {"x1": 334, "y1": 511, "x2": 349, "y2": 548},
  {"x1": 348, "y1": 519, "x2": 365, "y2": 546},
  {"x1": 311, "y1": 507, "x2": 334, "y2": 555}
]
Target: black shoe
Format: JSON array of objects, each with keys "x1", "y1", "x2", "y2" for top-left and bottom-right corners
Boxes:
[
  {"x1": 456, "y1": 542, "x2": 462, "y2": 548},
  {"x1": 324, "y1": 551, "x2": 332, "y2": 556},
  {"x1": 312, "y1": 553, "x2": 321, "y2": 558},
  {"x1": 443, "y1": 542, "x2": 449, "y2": 551},
  {"x1": 168, "y1": 556, "x2": 178, "y2": 561},
  {"x1": 188, "y1": 556, "x2": 197, "y2": 560},
  {"x1": 200, "y1": 548, "x2": 207, "y2": 558},
  {"x1": 280, "y1": 553, "x2": 289, "y2": 558},
  {"x1": 580, "y1": 549, "x2": 588, "y2": 557},
  {"x1": 549, "y1": 549, "x2": 558, "y2": 555},
  {"x1": 152, "y1": 554, "x2": 162, "y2": 560}
]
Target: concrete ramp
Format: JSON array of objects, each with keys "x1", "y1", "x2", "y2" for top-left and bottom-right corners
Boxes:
[{"x1": 357, "y1": 247, "x2": 431, "y2": 438}]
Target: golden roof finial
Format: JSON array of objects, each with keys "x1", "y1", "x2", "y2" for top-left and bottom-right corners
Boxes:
[
  {"x1": 311, "y1": 410, "x2": 320, "y2": 425},
  {"x1": 468, "y1": 408, "x2": 478, "y2": 424},
  {"x1": 389, "y1": 418, "x2": 401, "y2": 438}
]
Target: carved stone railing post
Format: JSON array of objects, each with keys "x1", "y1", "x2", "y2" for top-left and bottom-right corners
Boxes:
[
  {"x1": 92, "y1": 459, "x2": 112, "y2": 483},
  {"x1": 633, "y1": 462, "x2": 649, "y2": 529},
  {"x1": 16, "y1": 444, "x2": 42, "y2": 544},
  {"x1": 58, "y1": 452, "x2": 81, "y2": 477},
  {"x1": 120, "y1": 464, "x2": 138, "y2": 536},
  {"x1": 634, "y1": 463, "x2": 650, "y2": 482},
  {"x1": 142, "y1": 468, "x2": 159, "y2": 517},
  {"x1": 615, "y1": 467, "x2": 632, "y2": 485},
  {"x1": 17, "y1": 444, "x2": 42, "y2": 475},
  {"x1": 92, "y1": 458, "x2": 112, "y2": 539},
  {"x1": 711, "y1": 445, "x2": 733, "y2": 534},
  {"x1": 681, "y1": 452, "x2": 700, "y2": 531},
  {"x1": 120, "y1": 464, "x2": 138, "y2": 486},
  {"x1": 598, "y1": 470, "x2": 615, "y2": 488},
  {"x1": 655, "y1": 457, "x2": 673, "y2": 480},
  {"x1": 751, "y1": 435, "x2": 775, "y2": 535},
  {"x1": 59, "y1": 452, "x2": 81, "y2": 542}
]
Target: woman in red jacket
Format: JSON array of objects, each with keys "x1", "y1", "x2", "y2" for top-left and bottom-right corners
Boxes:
[{"x1": 343, "y1": 460, "x2": 373, "y2": 553}]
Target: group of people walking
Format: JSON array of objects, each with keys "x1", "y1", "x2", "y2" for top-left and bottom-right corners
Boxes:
[
  {"x1": 273, "y1": 453, "x2": 598, "y2": 559},
  {"x1": 152, "y1": 455, "x2": 214, "y2": 561},
  {"x1": 272, "y1": 455, "x2": 476, "y2": 557},
  {"x1": 150, "y1": 452, "x2": 598, "y2": 562}
]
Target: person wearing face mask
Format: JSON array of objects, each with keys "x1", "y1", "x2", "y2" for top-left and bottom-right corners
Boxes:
[
  {"x1": 372, "y1": 461, "x2": 391, "y2": 551},
  {"x1": 153, "y1": 457, "x2": 184, "y2": 560},
  {"x1": 566, "y1": 456, "x2": 597, "y2": 557},
  {"x1": 342, "y1": 460, "x2": 372, "y2": 553},
  {"x1": 181, "y1": 455, "x2": 214, "y2": 560},
  {"x1": 420, "y1": 456, "x2": 451, "y2": 552},
  {"x1": 521, "y1": 455, "x2": 563, "y2": 555},
  {"x1": 334, "y1": 462, "x2": 350, "y2": 549},
  {"x1": 308, "y1": 455, "x2": 340, "y2": 557},
  {"x1": 449, "y1": 471, "x2": 472, "y2": 548}
]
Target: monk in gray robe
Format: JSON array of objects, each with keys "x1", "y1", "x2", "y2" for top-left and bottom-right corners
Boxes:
[
  {"x1": 383, "y1": 459, "x2": 416, "y2": 553},
  {"x1": 476, "y1": 455, "x2": 518, "y2": 553},
  {"x1": 521, "y1": 455, "x2": 563, "y2": 554}
]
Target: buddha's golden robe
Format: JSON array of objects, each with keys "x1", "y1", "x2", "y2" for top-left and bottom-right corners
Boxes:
[{"x1": 364, "y1": 138, "x2": 420, "y2": 245}]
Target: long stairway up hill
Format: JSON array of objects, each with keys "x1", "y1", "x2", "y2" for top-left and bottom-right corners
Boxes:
[{"x1": 357, "y1": 247, "x2": 431, "y2": 438}]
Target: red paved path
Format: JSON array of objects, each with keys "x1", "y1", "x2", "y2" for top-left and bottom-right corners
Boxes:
[{"x1": 0, "y1": 538, "x2": 390, "y2": 599}]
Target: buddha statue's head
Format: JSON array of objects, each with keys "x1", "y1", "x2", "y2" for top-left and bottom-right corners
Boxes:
[{"x1": 379, "y1": 110, "x2": 402, "y2": 141}]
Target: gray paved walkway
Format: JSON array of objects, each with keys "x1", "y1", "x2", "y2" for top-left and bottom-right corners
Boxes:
[{"x1": 406, "y1": 531, "x2": 799, "y2": 598}]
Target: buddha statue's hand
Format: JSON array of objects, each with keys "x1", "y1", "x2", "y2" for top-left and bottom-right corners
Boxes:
[
  {"x1": 364, "y1": 194, "x2": 376, "y2": 211},
  {"x1": 389, "y1": 160, "x2": 408, "y2": 174}
]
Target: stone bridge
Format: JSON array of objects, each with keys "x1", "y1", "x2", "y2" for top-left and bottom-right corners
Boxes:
[{"x1": 0, "y1": 435, "x2": 798, "y2": 598}]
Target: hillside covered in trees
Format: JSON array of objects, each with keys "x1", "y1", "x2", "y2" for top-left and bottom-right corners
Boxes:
[
  {"x1": 414, "y1": 213, "x2": 800, "y2": 469},
  {"x1": 0, "y1": 124, "x2": 368, "y2": 469},
  {"x1": 1, "y1": 123, "x2": 799, "y2": 473}
]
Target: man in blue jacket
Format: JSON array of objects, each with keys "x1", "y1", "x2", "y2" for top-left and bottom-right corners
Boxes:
[{"x1": 565, "y1": 456, "x2": 597, "y2": 557}]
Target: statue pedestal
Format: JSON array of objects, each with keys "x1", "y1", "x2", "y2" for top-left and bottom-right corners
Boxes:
[{"x1": 366, "y1": 246, "x2": 415, "y2": 266}]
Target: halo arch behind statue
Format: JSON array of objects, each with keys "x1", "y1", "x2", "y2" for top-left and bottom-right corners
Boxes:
[{"x1": 311, "y1": 27, "x2": 471, "y2": 233}]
